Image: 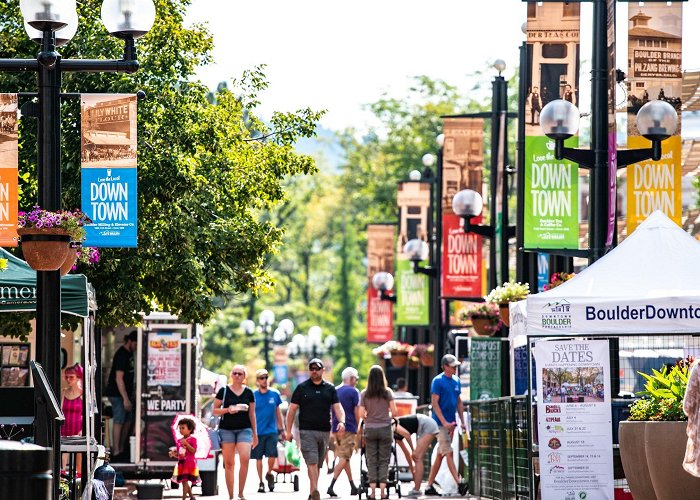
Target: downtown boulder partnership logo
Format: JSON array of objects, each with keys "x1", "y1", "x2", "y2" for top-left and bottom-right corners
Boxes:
[{"x1": 541, "y1": 299, "x2": 572, "y2": 330}]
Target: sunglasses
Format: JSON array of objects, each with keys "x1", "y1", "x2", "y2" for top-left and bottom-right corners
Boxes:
[
  {"x1": 257, "y1": 376, "x2": 268, "y2": 380},
  {"x1": 232, "y1": 372, "x2": 245, "y2": 376},
  {"x1": 309, "y1": 366, "x2": 322, "y2": 372}
]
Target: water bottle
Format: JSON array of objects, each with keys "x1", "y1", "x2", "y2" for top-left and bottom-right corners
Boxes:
[{"x1": 92, "y1": 458, "x2": 116, "y2": 500}]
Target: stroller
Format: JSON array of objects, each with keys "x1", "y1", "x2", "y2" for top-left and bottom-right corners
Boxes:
[{"x1": 358, "y1": 421, "x2": 402, "y2": 499}]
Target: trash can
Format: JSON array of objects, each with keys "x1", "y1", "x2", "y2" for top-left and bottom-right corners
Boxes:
[
  {"x1": 0, "y1": 440, "x2": 52, "y2": 498},
  {"x1": 136, "y1": 481, "x2": 164, "y2": 499}
]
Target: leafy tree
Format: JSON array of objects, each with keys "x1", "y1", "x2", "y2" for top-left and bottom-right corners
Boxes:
[{"x1": 0, "y1": 0, "x2": 323, "y2": 333}]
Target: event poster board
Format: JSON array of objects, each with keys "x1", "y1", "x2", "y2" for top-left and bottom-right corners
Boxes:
[
  {"x1": 626, "y1": 2, "x2": 683, "y2": 231},
  {"x1": 367, "y1": 224, "x2": 395, "y2": 342},
  {"x1": 470, "y1": 337, "x2": 501, "y2": 399},
  {"x1": 147, "y1": 331, "x2": 181, "y2": 387},
  {"x1": 534, "y1": 339, "x2": 613, "y2": 500},
  {"x1": 0, "y1": 94, "x2": 18, "y2": 247},
  {"x1": 524, "y1": 3, "x2": 580, "y2": 249},
  {"x1": 81, "y1": 94, "x2": 138, "y2": 247}
]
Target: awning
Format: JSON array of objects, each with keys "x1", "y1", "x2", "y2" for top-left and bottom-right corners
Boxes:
[{"x1": 0, "y1": 248, "x2": 96, "y2": 317}]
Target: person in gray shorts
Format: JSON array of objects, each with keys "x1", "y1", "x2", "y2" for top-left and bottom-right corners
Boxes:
[
  {"x1": 286, "y1": 358, "x2": 346, "y2": 500},
  {"x1": 394, "y1": 414, "x2": 439, "y2": 497}
]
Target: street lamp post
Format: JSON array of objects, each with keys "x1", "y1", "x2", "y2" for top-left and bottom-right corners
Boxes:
[
  {"x1": 0, "y1": 1, "x2": 155, "y2": 496},
  {"x1": 241, "y1": 310, "x2": 295, "y2": 371},
  {"x1": 286, "y1": 326, "x2": 337, "y2": 362},
  {"x1": 372, "y1": 271, "x2": 396, "y2": 302}
]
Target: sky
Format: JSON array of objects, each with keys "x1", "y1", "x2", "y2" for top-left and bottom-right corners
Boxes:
[{"x1": 185, "y1": 0, "x2": 700, "y2": 133}]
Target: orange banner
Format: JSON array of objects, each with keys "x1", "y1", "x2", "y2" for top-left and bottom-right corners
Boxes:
[{"x1": 0, "y1": 94, "x2": 18, "y2": 247}]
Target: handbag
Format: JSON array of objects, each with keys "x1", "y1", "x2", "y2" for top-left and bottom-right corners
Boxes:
[{"x1": 215, "y1": 385, "x2": 227, "y2": 446}]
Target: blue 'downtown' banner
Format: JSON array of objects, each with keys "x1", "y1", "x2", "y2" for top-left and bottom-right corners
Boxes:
[{"x1": 81, "y1": 94, "x2": 138, "y2": 247}]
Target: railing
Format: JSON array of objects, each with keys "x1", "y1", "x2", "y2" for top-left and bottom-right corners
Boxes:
[{"x1": 465, "y1": 396, "x2": 530, "y2": 500}]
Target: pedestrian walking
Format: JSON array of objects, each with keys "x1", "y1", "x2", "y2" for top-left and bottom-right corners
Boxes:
[
  {"x1": 251, "y1": 369, "x2": 284, "y2": 493},
  {"x1": 684, "y1": 359, "x2": 700, "y2": 476},
  {"x1": 424, "y1": 354, "x2": 468, "y2": 497},
  {"x1": 394, "y1": 413, "x2": 439, "y2": 497},
  {"x1": 285, "y1": 358, "x2": 346, "y2": 500},
  {"x1": 327, "y1": 367, "x2": 361, "y2": 498},
  {"x1": 393, "y1": 378, "x2": 413, "y2": 398},
  {"x1": 169, "y1": 417, "x2": 200, "y2": 500},
  {"x1": 358, "y1": 365, "x2": 397, "y2": 500},
  {"x1": 214, "y1": 365, "x2": 258, "y2": 500}
]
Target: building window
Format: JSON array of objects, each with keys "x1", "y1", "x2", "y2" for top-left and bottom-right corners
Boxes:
[
  {"x1": 527, "y1": 2, "x2": 536, "y2": 19},
  {"x1": 635, "y1": 82, "x2": 645, "y2": 88},
  {"x1": 542, "y1": 44, "x2": 567, "y2": 59},
  {"x1": 661, "y1": 41, "x2": 667, "y2": 48},
  {"x1": 562, "y1": 2, "x2": 580, "y2": 17}
]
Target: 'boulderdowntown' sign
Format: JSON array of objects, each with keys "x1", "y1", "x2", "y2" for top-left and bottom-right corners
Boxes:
[
  {"x1": 81, "y1": 94, "x2": 138, "y2": 247},
  {"x1": 524, "y1": 2, "x2": 580, "y2": 249},
  {"x1": 626, "y1": 2, "x2": 683, "y2": 231},
  {"x1": 534, "y1": 339, "x2": 613, "y2": 500}
]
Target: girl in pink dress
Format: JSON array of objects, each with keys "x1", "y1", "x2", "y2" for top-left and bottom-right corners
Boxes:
[
  {"x1": 61, "y1": 364, "x2": 84, "y2": 474},
  {"x1": 170, "y1": 418, "x2": 200, "y2": 499}
]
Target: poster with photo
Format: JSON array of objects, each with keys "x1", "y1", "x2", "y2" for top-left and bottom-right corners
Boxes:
[
  {"x1": 147, "y1": 331, "x2": 181, "y2": 386},
  {"x1": 0, "y1": 93, "x2": 18, "y2": 247},
  {"x1": 81, "y1": 94, "x2": 138, "y2": 247},
  {"x1": 534, "y1": 339, "x2": 613, "y2": 500}
]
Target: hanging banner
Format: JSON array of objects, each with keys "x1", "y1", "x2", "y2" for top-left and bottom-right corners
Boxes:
[
  {"x1": 147, "y1": 331, "x2": 182, "y2": 387},
  {"x1": 626, "y1": 2, "x2": 683, "y2": 231},
  {"x1": 441, "y1": 214, "x2": 483, "y2": 298},
  {"x1": 606, "y1": 0, "x2": 617, "y2": 247},
  {"x1": 525, "y1": 3, "x2": 581, "y2": 250},
  {"x1": 534, "y1": 339, "x2": 613, "y2": 500},
  {"x1": 367, "y1": 224, "x2": 395, "y2": 342},
  {"x1": 469, "y1": 337, "x2": 501, "y2": 400},
  {"x1": 0, "y1": 94, "x2": 18, "y2": 247},
  {"x1": 81, "y1": 94, "x2": 138, "y2": 247},
  {"x1": 396, "y1": 182, "x2": 431, "y2": 325}
]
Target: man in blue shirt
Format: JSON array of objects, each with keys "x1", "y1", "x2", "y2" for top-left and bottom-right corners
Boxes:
[
  {"x1": 252, "y1": 368, "x2": 284, "y2": 493},
  {"x1": 327, "y1": 367, "x2": 361, "y2": 497},
  {"x1": 424, "y1": 354, "x2": 468, "y2": 496}
]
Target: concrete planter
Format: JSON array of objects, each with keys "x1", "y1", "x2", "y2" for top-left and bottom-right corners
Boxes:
[
  {"x1": 645, "y1": 421, "x2": 700, "y2": 500},
  {"x1": 619, "y1": 421, "x2": 655, "y2": 500}
]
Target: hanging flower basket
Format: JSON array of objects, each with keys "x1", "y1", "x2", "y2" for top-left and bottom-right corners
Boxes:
[
  {"x1": 59, "y1": 245, "x2": 81, "y2": 276},
  {"x1": 18, "y1": 228, "x2": 72, "y2": 271},
  {"x1": 390, "y1": 351, "x2": 408, "y2": 368},
  {"x1": 499, "y1": 303, "x2": 511, "y2": 327},
  {"x1": 459, "y1": 303, "x2": 503, "y2": 336},
  {"x1": 472, "y1": 317, "x2": 497, "y2": 336},
  {"x1": 419, "y1": 352, "x2": 434, "y2": 367},
  {"x1": 408, "y1": 357, "x2": 420, "y2": 369}
]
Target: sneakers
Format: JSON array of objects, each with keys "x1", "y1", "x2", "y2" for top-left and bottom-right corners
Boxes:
[
  {"x1": 405, "y1": 490, "x2": 421, "y2": 498},
  {"x1": 257, "y1": 482, "x2": 265, "y2": 493},
  {"x1": 310, "y1": 490, "x2": 321, "y2": 500},
  {"x1": 350, "y1": 484, "x2": 358, "y2": 496},
  {"x1": 458, "y1": 480, "x2": 469, "y2": 496},
  {"x1": 326, "y1": 487, "x2": 338, "y2": 498},
  {"x1": 266, "y1": 472, "x2": 275, "y2": 492},
  {"x1": 424, "y1": 484, "x2": 440, "y2": 496}
]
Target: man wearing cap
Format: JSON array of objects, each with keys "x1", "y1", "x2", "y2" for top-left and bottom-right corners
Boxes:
[
  {"x1": 286, "y1": 359, "x2": 346, "y2": 500},
  {"x1": 424, "y1": 354, "x2": 468, "y2": 496},
  {"x1": 105, "y1": 331, "x2": 137, "y2": 461},
  {"x1": 252, "y1": 368, "x2": 284, "y2": 493},
  {"x1": 327, "y1": 367, "x2": 361, "y2": 497}
]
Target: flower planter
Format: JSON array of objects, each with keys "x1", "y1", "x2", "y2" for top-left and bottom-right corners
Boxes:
[
  {"x1": 645, "y1": 421, "x2": 700, "y2": 499},
  {"x1": 419, "y1": 352, "x2": 434, "y2": 367},
  {"x1": 390, "y1": 352, "x2": 408, "y2": 368},
  {"x1": 498, "y1": 303, "x2": 510, "y2": 327},
  {"x1": 60, "y1": 246, "x2": 80, "y2": 276},
  {"x1": 18, "y1": 228, "x2": 72, "y2": 271},
  {"x1": 618, "y1": 421, "x2": 655, "y2": 500},
  {"x1": 408, "y1": 358, "x2": 420, "y2": 369},
  {"x1": 471, "y1": 318, "x2": 496, "y2": 336}
]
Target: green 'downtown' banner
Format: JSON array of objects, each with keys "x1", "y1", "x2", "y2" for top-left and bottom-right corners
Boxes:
[{"x1": 395, "y1": 257, "x2": 429, "y2": 325}]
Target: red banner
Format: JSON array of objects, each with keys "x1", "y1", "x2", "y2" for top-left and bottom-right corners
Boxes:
[
  {"x1": 0, "y1": 94, "x2": 18, "y2": 247},
  {"x1": 367, "y1": 288, "x2": 393, "y2": 343},
  {"x1": 441, "y1": 213, "x2": 483, "y2": 298}
]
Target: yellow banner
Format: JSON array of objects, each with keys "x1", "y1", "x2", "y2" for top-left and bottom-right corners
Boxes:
[
  {"x1": 0, "y1": 94, "x2": 18, "y2": 247},
  {"x1": 626, "y1": 135, "x2": 682, "y2": 231}
]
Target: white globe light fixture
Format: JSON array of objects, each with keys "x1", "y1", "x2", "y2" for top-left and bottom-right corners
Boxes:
[
  {"x1": 240, "y1": 319, "x2": 255, "y2": 336},
  {"x1": 636, "y1": 100, "x2": 678, "y2": 140},
  {"x1": 308, "y1": 326, "x2": 323, "y2": 348},
  {"x1": 403, "y1": 239, "x2": 429, "y2": 263},
  {"x1": 324, "y1": 335, "x2": 338, "y2": 350},
  {"x1": 272, "y1": 327, "x2": 287, "y2": 344},
  {"x1": 436, "y1": 133, "x2": 445, "y2": 148},
  {"x1": 493, "y1": 59, "x2": 506, "y2": 75},
  {"x1": 422, "y1": 153, "x2": 436, "y2": 167},
  {"x1": 24, "y1": 7, "x2": 78, "y2": 46},
  {"x1": 278, "y1": 318, "x2": 295, "y2": 336},
  {"x1": 259, "y1": 309, "x2": 275, "y2": 327},
  {"x1": 101, "y1": 0, "x2": 156, "y2": 39},
  {"x1": 452, "y1": 189, "x2": 484, "y2": 218},
  {"x1": 539, "y1": 99, "x2": 580, "y2": 139},
  {"x1": 21, "y1": 0, "x2": 76, "y2": 31},
  {"x1": 372, "y1": 272, "x2": 394, "y2": 292},
  {"x1": 408, "y1": 169, "x2": 422, "y2": 181}
]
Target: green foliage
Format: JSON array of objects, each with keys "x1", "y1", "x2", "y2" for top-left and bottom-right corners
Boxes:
[
  {"x1": 628, "y1": 362, "x2": 690, "y2": 421},
  {"x1": 0, "y1": 0, "x2": 323, "y2": 332},
  {"x1": 486, "y1": 280, "x2": 530, "y2": 304}
]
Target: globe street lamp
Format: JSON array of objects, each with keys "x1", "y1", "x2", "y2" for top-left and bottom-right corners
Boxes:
[
  {"x1": 286, "y1": 326, "x2": 337, "y2": 362},
  {"x1": 241, "y1": 310, "x2": 294, "y2": 371},
  {"x1": 1, "y1": 2, "x2": 155, "y2": 495},
  {"x1": 372, "y1": 271, "x2": 396, "y2": 302}
]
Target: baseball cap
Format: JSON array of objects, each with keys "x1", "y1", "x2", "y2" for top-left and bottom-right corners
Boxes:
[
  {"x1": 308, "y1": 358, "x2": 324, "y2": 369},
  {"x1": 125, "y1": 331, "x2": 137, "y2": 342},
  {"x1": 441, "y1": 354, "x2": 460, "y2": 367},
  {"x1": 255, "y1": 369, "x2": 269, "y2": 378}
]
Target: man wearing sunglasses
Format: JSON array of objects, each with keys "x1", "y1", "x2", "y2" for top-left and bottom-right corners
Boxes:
[
  {"x1": 252, "y1": 369, "x2": 284, "y2": 493},
  {"x1": 286, "y1": 358, "x2": 346, "y2": 500}
]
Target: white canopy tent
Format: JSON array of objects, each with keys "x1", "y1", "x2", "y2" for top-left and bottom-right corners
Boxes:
[{"x1": 516, "y1": 211, "x2": 700, "y2": 337}]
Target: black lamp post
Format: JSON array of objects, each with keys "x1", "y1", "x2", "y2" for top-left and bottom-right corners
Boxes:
[
  {"x1": 0, "y1": 1, "x2": 154, "y2": 496},
  {"x1": 241, "y1": 311, "x2": 295, "y2": 371}
]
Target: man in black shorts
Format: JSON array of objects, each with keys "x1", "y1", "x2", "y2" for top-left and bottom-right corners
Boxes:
[{"x1": 286, "y1": 358, "x2": 346, "y2": 500}]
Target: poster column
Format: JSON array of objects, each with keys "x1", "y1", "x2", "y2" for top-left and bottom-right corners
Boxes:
[
  {"x1": 0, "y1": 94, "x2": 18, "y2": 247},
  {"x1": 626, "y1": 2, "x2": 683, "y2": 231},
  {"x1": 534, "y1": 339, "x2": 613, "y2": 499},
  {"x1": 367, "y1": 224, "x2": 395, "y2": 342},
  {"x1": 81, "y1": 94, "x2": 138, "y2": 247}
]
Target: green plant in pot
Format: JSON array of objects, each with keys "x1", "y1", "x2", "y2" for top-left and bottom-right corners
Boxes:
[
  {"x1": 620, "y1": 357, "x2": 700, "y2": 500},
  {"x1": 485, "y1": 281, "x2": 529, "y2": 327},
  {"x1": 458, "y1": 302, "x2": 502, "y2": 336}
]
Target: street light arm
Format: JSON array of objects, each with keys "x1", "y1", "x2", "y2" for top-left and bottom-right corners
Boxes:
[
  {"x1": 553, "y1": 140, "x2": 595, "y2": 169},
  {"x1": 411, "y1": 260, "x2": 437, "y2": 277},
  {"x1": 379, "y1": 290, "x2": 397, "y2": 303},
  {"x1": 460, "y1": 216, "x2": 495, "y2": 239},
  {"x1": 617, "y1": 141, "x2": 662, "y2": 168},
  {"x1": 0, "y1": 59, "x2": 39, "y2": 71},
  {"x1": 61, "y1": 59, "x2": 140, "y2": 73}
]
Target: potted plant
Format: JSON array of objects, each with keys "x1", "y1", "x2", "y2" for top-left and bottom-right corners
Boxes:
[
  {"x1": 458, "y1": 302, "x2": 502, "y2": 336},
  {"x1": 485, "y1": 281, "x2": 530, "y2": 326},
  {"x1": 60, "y1": 245, "x2": 100, "y2": 276},
  {"x1": 17, "y1": 207, "x2": 91, "y2": 271},
  {"x1": 619, "y1": 357, "x2": 700, "y2": 500},
  {"x1": 543, "y1": 271, "x2": 575, "y2": 291},
  {"x1": 371, "y1": 341, "x2": 412, "y2": 368},
  {"x1": 409, "y1": 343, "x2": 434, "y2": 367}
]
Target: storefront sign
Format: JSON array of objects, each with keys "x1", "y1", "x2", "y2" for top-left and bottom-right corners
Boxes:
[
  {"x1": 81, "y1": 94, "x2": 138, "y2": 247},
  {"x1": 469, "y1": 338, "x2": 501, "y2": 400},
  {"x1": 147, "y1": 331, "x2": 181, "y2": 386},
  {"x1": 534, "y1": 339, "x2": 613, "y2": 500},
  {"x1": 0, "y1": 94, "x2": 18, "y2": 247}
]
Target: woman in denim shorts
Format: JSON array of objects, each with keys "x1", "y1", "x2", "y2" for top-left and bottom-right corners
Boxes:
[{"x1": 214, "y1": 365, "x2": 258, "y2": 500}]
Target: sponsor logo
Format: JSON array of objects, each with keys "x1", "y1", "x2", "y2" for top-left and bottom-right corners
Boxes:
[
  {"x1": 548, "y1": 437, "x2": 562, "y2": 449},
  {"x1": 547, "y1": 424, "x2": 564, "y2": 433},
  {"x1": 549, "y1": 465, "x2": 565, "y2": 474},
  {"x1": 545, "y1": 417, "x2": 561, "y2": 422},
  {"x1": 579, "y1": 493, "x2": 587, "y2": 499},
  {"x1": 542, "y1": 300, "x2": 572, "y2": 330},
  {"x1": 546, "y1": 452, "x2": 561, "y2": 464},
  {"x1": 565, "y1": 492, "x2": 576, "y2": 500},
  {"x1": 545, "y1": 405, "x2": 561, "y2": 413}
]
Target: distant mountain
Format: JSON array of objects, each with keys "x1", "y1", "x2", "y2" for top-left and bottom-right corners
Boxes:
[{"x1": 293, "y1": 125, "x2": 345, "y2": 173}]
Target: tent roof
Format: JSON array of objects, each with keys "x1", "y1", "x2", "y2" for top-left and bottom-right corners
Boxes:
[
  {"x1": 0, "y1": 248, "x2": 96, "y2": 317},
  {"x1": 526, "y1": 211, "x2": 700, "y2": 335}
]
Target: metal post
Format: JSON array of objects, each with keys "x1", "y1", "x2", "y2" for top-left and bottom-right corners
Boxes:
[
  {"x1": 488, "y1": 78, "x2": 500, "y2": 291},
  {"x1": 263, "y1": 328, "x2": 271, "y2": 371},
  {"x1": 495, "y1": 75, "x2": 510, "y2": 286},
  {"x1": 434, "y1": 149, "x2": 445, "y2": 367}
]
